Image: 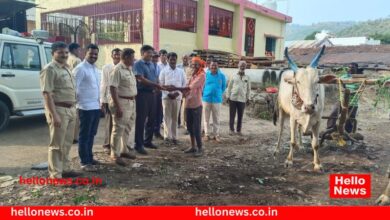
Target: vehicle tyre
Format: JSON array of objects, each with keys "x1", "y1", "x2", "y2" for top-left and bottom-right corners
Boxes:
[{"x1": 0, "y1": 100, "x2": 10, "y2": 132}]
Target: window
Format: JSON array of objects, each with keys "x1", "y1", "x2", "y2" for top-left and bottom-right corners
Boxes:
[
  {"x1": 209, "y1": 6, "x2": 233, "y2": 38},
  {"x1": 44, "y1": 47, "x2": 52, "y2": 63},
  {"x1": 1, "y1": 43, "x2": 41, "y2": 71},
  {"x1": 160, "y1": 0, "x2": 197, "y2": 32},
  {"x1": 265, "y1": 37, "x2": 276, "y2": 56},
  {"x1": 41, "y1": 0, "x2": 143, "y2": 45},
  {"x1": 1, "y1": 45, "x2": 12, "y2": 69},
  {"x1": 90, "y1": 10, "x2": 142, "y2": 44}
]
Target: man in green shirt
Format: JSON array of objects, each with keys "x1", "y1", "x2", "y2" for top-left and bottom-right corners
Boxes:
[{"x1": 326, "y1": 63, "x2": 360, "y2": 133}]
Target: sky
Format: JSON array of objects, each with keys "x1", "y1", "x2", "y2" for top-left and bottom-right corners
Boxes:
[{"x1": 261, "y1": 0, "x2": 390, "y2": 25}]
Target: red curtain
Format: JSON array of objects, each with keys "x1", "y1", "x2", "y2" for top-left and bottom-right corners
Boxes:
[
  {"x1": 209, "y1": 6, "x2": 233, "y2": 38},
  {"x1": 160, "y1": 0, "x2": 197, "y2": 32}
]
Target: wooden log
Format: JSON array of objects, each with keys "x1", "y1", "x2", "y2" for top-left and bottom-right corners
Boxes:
[
  {"x1": 321, "y1": 78, "x2": 390, "y2": 85},
  {"x1": 338, "y1": 89, "x2": 350, "y2": 135}
]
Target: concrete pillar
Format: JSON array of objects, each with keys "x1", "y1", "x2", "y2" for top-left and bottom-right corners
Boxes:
[
  {"x1": 232, "y1": 4, "x2": 244, "y2": 55},
  {"x1": 196, "y1": 0, "x2": 209, "y2": 50},
  {"x1": 143, "y1": 0, "x2": 159, "y2": 48},
  {"x1": 153, "y1": 0, "x2": 160, "y2": 50}
]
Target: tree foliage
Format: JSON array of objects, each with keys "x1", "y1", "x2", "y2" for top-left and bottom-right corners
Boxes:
[{"x1": 304, "y1": 31, "x2": 320, "y2": 40}]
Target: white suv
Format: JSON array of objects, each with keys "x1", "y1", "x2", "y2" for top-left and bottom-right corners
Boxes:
[{"x1": 0, "y1": 33, "x2": 52, "y2": 131}]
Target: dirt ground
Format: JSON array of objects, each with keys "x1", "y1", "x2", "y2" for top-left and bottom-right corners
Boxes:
[{"x1": 0, "y1": 93, "x2": 389, "y2": 206}]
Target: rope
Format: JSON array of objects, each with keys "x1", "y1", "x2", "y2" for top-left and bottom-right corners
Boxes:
[
  {"x1": 348, "y1": 80, "x2": 366, "y2": 118},
  {"x1": 338, "y1": 78, "x2": 344, "y2": 109}
]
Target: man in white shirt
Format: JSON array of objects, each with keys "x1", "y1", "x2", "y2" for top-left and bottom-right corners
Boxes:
[
  {"x1": 158, "y1": 49, "x2": 168, "y2": 71},
  {"x1": 176, "y1": 54, "x2": 191, "y2": 130},
  {"x1": 203, "y1": 55, "x2": 214, "y2": 73},
  {"x1": 74, "y1": 44, "x2": 101, "y2": 172},
  {"x1": 157, "y1": 49, "x2": 168, "y2": 136},
  {"x1": 226, "y1": 61, "x2": 251, "y2": 136},
  {"x1": 159, "y1": 52, "x2": 187, "y2": 145},
  {"x1": 100, "y1": 48, "x2": 121, "y2": 154}
]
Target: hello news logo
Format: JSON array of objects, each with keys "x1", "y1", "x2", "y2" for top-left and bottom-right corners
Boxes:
[{"x1": 329, "y1": 174, "x2": 371, "y2": 198}]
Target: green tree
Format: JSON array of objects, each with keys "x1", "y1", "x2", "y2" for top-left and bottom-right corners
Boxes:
[
  {"x1": 369, "y1": 33, "x2": 390, "y2": 44},
  {"x1": 304, "y1": 31, "x2": 320, "y2": 40}
]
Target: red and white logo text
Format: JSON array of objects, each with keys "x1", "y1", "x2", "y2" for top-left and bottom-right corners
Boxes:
[{"x1": 329, "y1": 174, "x2": 370, "y2": 198}]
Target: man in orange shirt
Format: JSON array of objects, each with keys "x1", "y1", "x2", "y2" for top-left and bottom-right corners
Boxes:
[{"x1": 182, "y1": 57, "x2": 206, "y2": 157}]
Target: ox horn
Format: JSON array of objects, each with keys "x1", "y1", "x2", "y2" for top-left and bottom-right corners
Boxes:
[
  {"x1": 310, "y1": 45, "x2": 326, "y2": 68},
  {"x1": 284, "y1": 47, "x2": 298, "y2": 72}
]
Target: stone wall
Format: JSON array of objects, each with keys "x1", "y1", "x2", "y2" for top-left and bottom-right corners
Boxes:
[{"x1": 246, "y1": 90, "x2": 277, "y2": 120}]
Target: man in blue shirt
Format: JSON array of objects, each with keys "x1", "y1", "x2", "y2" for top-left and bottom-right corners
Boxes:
[
  {"x1": 133, "y1": 45, "x2": 164, "y2": 155},
  {"x1": 152, "y1": 51, "x2": 164, "y2": 140},
  {"x1": 202, "y1": 60, "x2": 227, "y2": 142}
]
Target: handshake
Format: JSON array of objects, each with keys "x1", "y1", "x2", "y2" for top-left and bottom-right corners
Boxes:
[
  {"x1": 158, "y1": 85, "x2": 191, "y2": 92},
  {"x1": 156, "y1": 85, "x2": 191, "y2": 100}
]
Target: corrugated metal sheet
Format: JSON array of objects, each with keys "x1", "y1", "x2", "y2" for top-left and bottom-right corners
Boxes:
[
  {"x1": 289, "y1": 45, "x2": 390, "y2": 67},
  {"x1": 285, "y1": 38, "x2": 333, "y2": 49},
  {"x1": 329, "y1": 37, "x2": 380, "y2": 46}
]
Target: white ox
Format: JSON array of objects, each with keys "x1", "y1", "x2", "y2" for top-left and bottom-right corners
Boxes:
[
  {"x1": 376, "y1": 165, "x2": 390, "y2": 205},
  {"x1": 274, "y1": 46, "x2": 334, "y2": 171}
]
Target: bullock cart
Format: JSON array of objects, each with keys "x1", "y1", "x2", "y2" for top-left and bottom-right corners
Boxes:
[{"x1": 319, "y1": 76, "x2": 390, "y2": 147}]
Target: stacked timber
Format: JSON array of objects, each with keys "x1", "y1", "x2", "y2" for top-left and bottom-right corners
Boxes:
[{"x1": 192, "y1": 49, "x2": 286, "y2": 68}]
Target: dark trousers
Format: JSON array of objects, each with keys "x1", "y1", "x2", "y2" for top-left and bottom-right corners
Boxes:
[
  {"x1": 103, "y1": 103, "x2": 113, "y2": 147},
  {"x1": 178, "y1": 100, "x2": 183, "y2": 126},
  {"x1": 326, "y1": 103, "x2": 358, "y2": 133},
  {"x1": 186, "y1": 106, "x2": 203, "y2": 148},
  {"x1": 153, "y1": 92, "x2": 163, "y2": 134},
  {"x1": 229, "y1": 100, "x2": 246, "y2": 132},
  {"x1": 78, "y1": 109, "x2": 100, "y2": 165},
  {"x1": 135, "y1": 91, "x2": 156, "y2": 149}
]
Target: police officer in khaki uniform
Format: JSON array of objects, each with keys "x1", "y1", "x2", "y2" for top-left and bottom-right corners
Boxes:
[
  {"x1": 40, "y1": 42, "x2": 78, "y2": 178},
  {"x1": 109, "y1": 48, "x2": 138, "y2": 166},
  {"x1": 67, "y1": 43, "x2": 82, "y2": 144},
  {"x1": 67, "y1": 43, "x2": 82, "y2": 70}
]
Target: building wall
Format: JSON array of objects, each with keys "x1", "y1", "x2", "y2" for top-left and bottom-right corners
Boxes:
[
  {"x1": 208, "y1": 36, "x2": 234, "y2": 53},
  {"x1": 143, "y1": 0, "x2": 155, "y2": 47},
  {"x1": 159, "y1": 29, "x2": 197, "y2": 56},
  {"x1": 244, "y1": 9, "x2": 286, "y2": 59},
  {"x1": 158, "y1": 0, "x2": 287, "y2": 59},
  {"x1": 35, "y1": 0, "x2": 149, "y2": 67},
  {"x1": 207, "y1": 0, "x2": 236, "y2": 53},
  {"x1": 36, "y1": 0, "x2": 288, "y2": 65},
  {"x1": 94, "y1": 44, "x2": 142, "y2": 68},
  {"x1": 35, "y1": 0, "x2": 111, "y2": 29}
]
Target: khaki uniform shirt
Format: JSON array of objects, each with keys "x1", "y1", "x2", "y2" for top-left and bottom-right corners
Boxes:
[
  {"x1": 109, "y1": 63, "x2": 137, "y2": 97},
  {"x1": 226, "y1": 73, "x2": 251, "y2": 103},
  {"x1": 40, "y1": 60, "x2": 76, "y2": 103},
  {"x1": 183, "y1": 66, "x2": 192, "y2": 82},
  {"x1": 100, "y1": 63, "x2": 115, "y2": 103},
  {"x1": 67, "y1": 54, "x2": 82, "y2": 71}
]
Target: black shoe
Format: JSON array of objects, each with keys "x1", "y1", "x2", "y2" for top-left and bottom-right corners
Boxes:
[
  {"x1": 91, "y1": 159, "x2": 101, "y2": 165},
  {"x1": 144, "y1": 143, "x2": 158, "y2": 149},
  {"x1": 135, "y1": 148, "x2": 148, "y2": 155},
  {"x1": 113, "y1": 157, "x2": 127, "y2": 166},
  {"x1": 163, "y1": 139, "x2": 172, "y2": 145},
  {"x1": 184, "y1": 147, "x2": 197, "y2": 154},
  {"x1": 73, "y1": 140, "x2": 78, "y2": 144},
  {"x1": 194, "y1": 148, "x2": 204, "y2": 157},
  {"x1": 102, "y1": 145, "x2": 111, "y2": 154},
  {"x1": 120, "y1": 152, "x2": 137, "y2": 160},
  {"x1": 154, "y1": 133, "x2": 164, "y2": 140},
  {"x1": 172, "y1": 139, "x2": 179, "y2": 145},
  {"x1": 62, "y1": 170, "x2": 81, "y2": 178}
]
